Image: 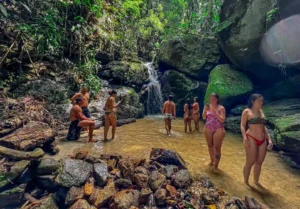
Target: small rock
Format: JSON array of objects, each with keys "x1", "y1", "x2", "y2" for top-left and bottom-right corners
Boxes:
[
  {"x1": 166, "y1": 184, "x2": 179, "y2": 197},
  {"x1": 134, "y1": 166, "x2": 149, "y2": 175},
  {"x1": 85, "y1": 152, "x2": 104, "y2": 164},
  {"x1": 65, "y1": 186, "x2": 84, "y2": 206},
  {"x1": 0, "y1": 184, "x2": 26, "y2": 209},
  {"x1": 134, "y1": 173, "x2": 149, "y2": 188},
  {"x1": 69, "y1": 199, "x2": 91, "y2": 209},
  {"x1": 38, "y1": 194, "x2": 59, "y2": 209},
  {"x1": 54, "y1": 187, "x2": 68, "y2": 205},
  {"x1": 88, "y1": 187, "x2": 100, "y2": 205},
  {"x1": 118, "y1": 158, "x2": 135, "y2": 180},
  {"x1": 94, "y1": 162, "x2": 109, "y2": 186},
  {"x1": 37, "y1": 174, "x2": 58, "y2": 191},
  {"x1": 109, "y1": 190, "x2": 135, "y2": 209},
  {"x1": 107, "y1": 159, "x2": 118, "y2": 170},
  {"x1": 165, "y1": 165, "x2": 178, "y2": 178},
  {"x1": 55, "y1": 159, "x2": 92, "y2": 187},
  {"x1": 84, "y1": 177, "x2": 95, "y2": 196},
  {"x1": 174, "y1": 170, "x2": 191, "y2": 188},
  {"x1": 225, "y1": 197, "x2": 247, "y2": 209},
  {"x1": 138, "y1": 188, "x2": 152, "y2": 205},
  {"x1": 148, "y1": 171, "x2": 166, "y2": 191},
  {"x1": 202, "y1": 188, "x2": 219, "y2": 205},
  {"x1": 154, "y1": 188, "x2": 167, "y2": 206},
  {"x1": 94, "y1": 179, "x2": 116, "y2": 208},
  {"x1": 115, "y1": 178, "x2": 133, "y2": 189}
]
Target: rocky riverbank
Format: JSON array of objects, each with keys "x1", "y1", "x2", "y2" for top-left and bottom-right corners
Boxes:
[{"x1": 0, "y1": 148, "x2": 268, "y2": 209}]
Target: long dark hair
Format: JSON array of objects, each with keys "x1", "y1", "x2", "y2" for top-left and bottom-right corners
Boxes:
[
  {"x1": 210, "y1": 93, "x2": 220, "y2": 104},
  {"x1": 248, "y1": 94, "x2": 263, "y2": 108},
  {"x1": 194, "y1": 97, "x2": 199, "y2": 103},
  {"x1": 186, "y1": 99, "x2": 192, "y2": 111}
]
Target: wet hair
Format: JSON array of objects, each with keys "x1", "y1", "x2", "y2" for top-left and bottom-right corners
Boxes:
[
  {"x1": 186, "y1": 99, "x2": 192, "y2": 110},
  {"x1": 109, "y1": 89, "x2": 117, "y2": 95},
  {"x1": 168, "y1": 95, "x2": 173, "y2": 101},
  {"x1": 194, "y1": 97, "x2": 199, "y2": 102},
  {"x1": 210, "y1": 93, "x2": 220, "y2": 104},
  {"x1": 75, "y1": 97, "x2": 83, "y2": 104},
  {"x1": 248, "y1": 94, "x2": 263, "y2": 108}
]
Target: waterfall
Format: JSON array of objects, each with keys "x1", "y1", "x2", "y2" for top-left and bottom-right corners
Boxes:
[{"x1": 144, "y1": 62, "x2": 163, "y2": 115}]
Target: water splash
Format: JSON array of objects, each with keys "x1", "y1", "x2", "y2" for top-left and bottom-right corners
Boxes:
[{"x1": 145, "y1": 62, "x2": 163, "y2": 115}]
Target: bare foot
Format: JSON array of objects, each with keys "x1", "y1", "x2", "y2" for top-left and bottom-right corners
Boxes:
[
  {"x1": 89, "y1": 138, "x2": 98, "y2": 143},
  {"x1": 213, "y1": 167, "x2": 220, "y2": 174},
  {"x1": 244, "y1": 181, "x2": 251, "y2": 187},
  {"x1": 254, "y1": 182, "x2": 266, "y2": 189},
  {"x1": 206, "y1": 162, "x2": 214, "y2": 166}
]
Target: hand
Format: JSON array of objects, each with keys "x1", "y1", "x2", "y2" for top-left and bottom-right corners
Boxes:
[
  {"x1": 243, "y1": 137, "x2": 250, "y2": 148},
  {"x1": 267, "y1": 140, "x2": 273, "y2": 150}
]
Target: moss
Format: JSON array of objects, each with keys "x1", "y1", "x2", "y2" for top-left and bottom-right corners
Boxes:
[
  {"x1": 274, "y1": 114, "x2": 300, "y2": 132},
  {"x1": 275, "y1": 131, "x2": 300, "y2": 152},
  {"x1": 0, "y1": 185, "x2": 23, "y2": 195},
  {"x1": 0, "y1": 175, "x2": 9, "y2": 189},
  {"x1": 204, "y1": 64, "x2": 253, "y2": 107}
]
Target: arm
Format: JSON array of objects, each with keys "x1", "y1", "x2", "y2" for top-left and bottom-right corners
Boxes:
[
  {"x1": 202, "y1": 105, "x2": 208, "y2": 119},
  {"x1": 184, "y1": 105, "x2": 187, "y2": 113},
  {"x1": 215, "y1": 106, "x2": 226, "y2": 123},
  {"x1": 173, "y1": 103, "x2": 176, "y2": 118},
  {"x1": 113, "y1": 97, "x2": 124, "y2": 108},
  {"x1": 240, "y1": 109, "x2": 249, "y2": 146},
  {"x1": 161, "y1": 103, "x2": 166, "y2": 115},
  {"x1": 194, "y1": 103, "x2": 200, "y2": 114},
  {"x1": 261, "y1": 109, "x2": 273, "y2": 149},
  {"x1": 75, "y1": 107, "x2": 92, "y2": 121},
  {"x1": 71, "y1": 93, "x2": 81, "y2": 105}
]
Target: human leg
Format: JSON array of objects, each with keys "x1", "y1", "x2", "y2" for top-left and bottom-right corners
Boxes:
[
  {"x1": 164, "y1": 118, "x2": 169, "y2": 136},
  {"x1": 168, "y1": 118, "x2": 172, "y2": 135},
  {"x1": 109, "y1": 113, "x2": 117, "y2": 140},
  {"x1": 213, "y1": 128, "x2": 225, "y2": 172},
  {"x1": 104, "y1": 115, "x2": 111, "y2": 140},
  {"x1": 184, "y1": 118, "x2": 188, "y2": 133},
  {"x1": 78, "y1": 120, "x2": 95, "y2": 142},
  {"x1": 204, "y1": 128, "x2": 214, "y2": 165},
  {"x1": 243, "y1": 137, "x2": 258, "y2": 185},
  {"x1": 188, "y1": 118, "x2": 192, "y2": 132},
  {"x1": 254, "y1": 141, "x2": 267, "y2": 184}
]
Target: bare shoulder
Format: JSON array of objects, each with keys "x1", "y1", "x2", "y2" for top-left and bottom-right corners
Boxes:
[
  {"x1": 242, "y1": 108, "x2": 250, "y2": 115},
  {"x1": 259, "y1": 108, "x2": 265, "y2": 117},
  {"x1": 73, "y1": 105, "x2": 81, "y2": 112},
  {"x1": 219, "y1": 105, "x2": 225, "y2": 111}
]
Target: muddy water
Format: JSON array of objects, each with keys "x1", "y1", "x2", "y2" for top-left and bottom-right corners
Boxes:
[{"x1": 56, "y1": 118, "x2": 300, "y2": 209}]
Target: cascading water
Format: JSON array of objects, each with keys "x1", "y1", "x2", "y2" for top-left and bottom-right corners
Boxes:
[{"x1": 144, "y1": 62, "x2": 164, "y2": 115}]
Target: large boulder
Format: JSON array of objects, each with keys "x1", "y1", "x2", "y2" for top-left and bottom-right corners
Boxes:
[
  {"x1": 94, "y1": 162, "x2": 109, "y2": 187},
  {"x1": 150, "y1": 148, "x2": 186, "y2": 168},
  {"x1": 55, "y1": 159, "x2": 92, "y2": 188},
  {"x1": 218, "y1": 0, "x2": 298, "y2": 83},
  {"x1": 224, "y1": 116, "x2": 241, "y2": 134},
  {"x1": 0, "y1": 184, "x2": 26, "y2": 208},
  {"x1": 158, "y1": 35, "x2": 220, "y2": 79},
  {"x1": 204, "y1": 65, "x2": 253, "y2": 108},
  {"x1": 161, "y1": 70, "x2": 207, "y2": 116},
  {"x1": 99, "y1": 61, "x2": 149, "y2": 87}
]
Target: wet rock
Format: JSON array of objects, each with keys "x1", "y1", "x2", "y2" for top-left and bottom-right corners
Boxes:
[
  {"x1": 166, "y1": 184, "x2": 179, "y2": 197},
  {"x1": 225, "y1": 197, "x2": 247, "y2": 209},
  {"x1": 148, "y1": 171, "x2": 166, "y2": 191},
  {"x1": 65, "y1": 186, "x2": 84, "y2": 206},
  {"x1": 69, "y1": 199, "x2": 91, "y2": 209},
  {"x1": 85, "y1": 152, "x2": 104, "y2": 164},
  {"x1": 109, "y1": 190, "x2": 135, "y2": 209},
  {"x1": 37, "y1": 158, "x2": 60, "y2": 175},
  {"x1": 224, "y1": 116, "x2": 241, "y2": 134},
  {"x1": 94, "y1": 162, "x2": 109, "y2": 186},
  {"x1": 38, "y1": 194, "x2": 59, "y2": 209},
  {"x1": 165, "y1": 165, "x2": 179, "y2": 178},
  {"x1": 118, "y1": 158, "x2": 135, "y2": 180},
  {"x1": 154, "y1": 188, "x2": 167, "y2": 206},
  {"x1": 230, "y1": 105, "x2": 247, "y2": 116},
  {"x1": 94, "y1": 179, "x2": 116, "y2": 208},
  {"x1": 115, "y1": 178, "x2": 133, "y2": 189},
  {"x1": 55, "y1": 159, "x2": 92, "y2": 187},
  {"x1": 245, "y1": 196, "x2": 266, "y2": 209},
  {"x1": 84, "y1": 177, "x2": 95, "y2": 196},
  {"x1": 0, "y1": 184, "x2": 26, "y2": 209},
  {"x1": 134, "y1": 173, "x2": 149, "y2": 188},
  {"x1": 174, "y1": 170, "x2": 191, "y2": 188},
  {"x1": 202, "y1": 188, "x2": 219, "y2": 205},
  {"x1": 204, "y1": 65, "x2": 253, "y2": 108},
  {"x1": 150, "y1": 148, "x2": 186, "y2": 168},
  {"x1": 138, "y1": 188, "x2": 152, "y2": 205},
  {"x1": 37, "y1": 175, "x2": 58, "y2": 191}
]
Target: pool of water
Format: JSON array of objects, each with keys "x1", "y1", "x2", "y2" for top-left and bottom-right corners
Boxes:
[{"x1": 56, "y1": 118, "x2": 300, "y2": 209}]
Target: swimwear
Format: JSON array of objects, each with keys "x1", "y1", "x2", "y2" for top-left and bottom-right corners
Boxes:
[
  {"x1": 67, "y1": 120, "x2": 82, "y2": 141},
  {"x1": 82, "y1": 107, "x2": 91, "y2": 118},
  {"x1": 205, "y1": 110, "x2": 223, "y2": 134},
  {"x1": 164, "y1": 113, "x2": 173, "y2": 119},
  {"x1": 105, "y1": 111, "x2": 115, "y2": 116},
  {"x1": 248, "y1": 117, "x2": 267, "y2": 125},
  {"x1": 246, "y1": 133, "x2": 266, "y2": 146}
]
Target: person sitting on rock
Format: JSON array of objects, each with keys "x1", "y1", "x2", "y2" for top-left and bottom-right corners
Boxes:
[
  {"x1": 162, "y1": 95, "x2": 176, "y2": 136},
  {"x1": 104, "y1": 89, "x2": 124, "y2": 141},
  {"x1": 67, "y1": 97, "x2": 96, "y2": 142},
  {"x1": 71, "y1": 86, "x2": 91, "y2": 131}
]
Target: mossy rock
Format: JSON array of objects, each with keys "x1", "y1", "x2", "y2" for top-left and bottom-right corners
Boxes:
[
  {"x1": 204, "y1": 65, "x2": 253, "y2": 108},
  {"x1": 0, "y1": 184, "x2": 26, "y2": 208},
  {"x1": 158, "y1": 35, "x2": 220, "y2": 79},
  {"x1": 274, "y1": 114, "x2": 300, "y2": 133},
  {"x1": 99, "y1": 61, "x2": 149, "y2": 86},
  {"x1": 275, "y1": 131, "x2": 300, "y2": 153}
]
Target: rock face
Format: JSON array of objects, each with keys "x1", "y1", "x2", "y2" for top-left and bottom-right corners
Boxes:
[
  {"x1": 55, "y1": 159, "x2": 92, "y2": 187},
  {"x1": 37, "y1": 158, "x2": 60, "y2": 175},
  {"x1": 161, "y1": 70, "x2": 207, "y2": 116},
  {"x1": 218, "y1": 0, "x2": 298, "y2": 82},
  {"x1": 204, "y1": 65, "x2": 253, "y2": 108},
  {"x1": 158, "y1": 35, "x2": 220, "y2": 80},
  {"x1": 99, "y1": 61, "x2": 149, "y2": 87},
  {"x1": 224, "y1": 116, "x2": 241, "y2": 134},
  {"x1": 94, "y1": 162, "x2": 109, "y2": 187}
]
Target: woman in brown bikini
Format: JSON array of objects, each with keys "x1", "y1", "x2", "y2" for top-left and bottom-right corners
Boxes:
[
  {"x1": 192, "y1": 97, "x2": 200, "y2": 131},
  {"x1": 240, "y1": 94, "x2": 273, "y2": 186},
  {"x1": 183, "y1": 99, "x2": 192, "y2": 133}
]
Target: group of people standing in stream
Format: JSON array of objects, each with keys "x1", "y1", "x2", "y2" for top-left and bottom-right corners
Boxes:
[{"x1": 162, "y1": 93, "x2": 273, "y2": 186}]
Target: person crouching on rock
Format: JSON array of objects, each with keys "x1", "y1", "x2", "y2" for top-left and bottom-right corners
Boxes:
[
  {"x1": 162, "y1": 95, "x2": 176, "y2": 136},
  {"x1": 240, "y1": 94, "x2": 273, "y2": 186},
  {"x1": 104, "y1": 90, "x2": 124, "y2": 141},
  {"x1": 202, "y1": 93, "x2": 226, "y2": 173},
  {"x1": 183, "y1": 98, "x2": 192, "y2": 133},
  {"x1": 71, "y1": 86, "x2": 91, "y2": 131},
  {"x1": 67, "y1": 97, "x2": 96, "y2": 142}
]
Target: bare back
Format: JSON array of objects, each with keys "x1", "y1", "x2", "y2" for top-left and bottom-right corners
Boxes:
[
  {"x1": 105, "y1": 96, "x2": 115, "y2": 112},
  {"x1": 163, "y1": 101, "x2": 175, "y2": 116},
  {"x1": 70, "y1": 105, "x2": 82, "y2": 122}
]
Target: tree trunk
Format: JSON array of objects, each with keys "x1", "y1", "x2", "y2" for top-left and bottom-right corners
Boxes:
[{"x1": 0, "y1": 146, "x2": 45, "y2": 160}]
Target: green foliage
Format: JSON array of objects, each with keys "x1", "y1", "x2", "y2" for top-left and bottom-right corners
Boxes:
[{"x1": 267, "y1": 7, "x2": 279, "y2": 22}]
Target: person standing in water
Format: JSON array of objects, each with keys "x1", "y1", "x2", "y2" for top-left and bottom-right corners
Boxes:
[
  {"x1": 202, "y1": 93, "x2": 226, "y2": 173},
  {"x1": 240, "y1": 94, "x2": 273, "y2": 186},
  {"x1": 162, "y1": 95, "x2": 176, "y2": 136},
  {"x1": 67, "y1": 97, "x2": 96, "y2": 142},
  {"x1": 183, "y1": 99, "x2": 192, "y2": 133},
  {"x1": 192, "y1": 97, "x2": 200, "y2": 131},
  {"x1": 104, "y1": 90, "x2": 124, "y2": 141}
]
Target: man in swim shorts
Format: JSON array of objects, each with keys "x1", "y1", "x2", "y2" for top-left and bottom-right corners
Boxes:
[
  {"x1": 67, "y1": 97, "x2": 96, "y2": 142},
  {"x1": 104, "y1": 89, "x2": 124, "y2": 141},
  {"x1": 162, "y1": 95, "x2": 176, "y2": 136}
]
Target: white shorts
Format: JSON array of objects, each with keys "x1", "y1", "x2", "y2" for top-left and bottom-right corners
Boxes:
[{"x1": 164, "y1": 114, "x2": 173, "y2": 119}]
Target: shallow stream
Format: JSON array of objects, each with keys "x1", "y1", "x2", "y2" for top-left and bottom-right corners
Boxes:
[{"x1": 56, "y1": 118, "x2": 300, "y2": 209}]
